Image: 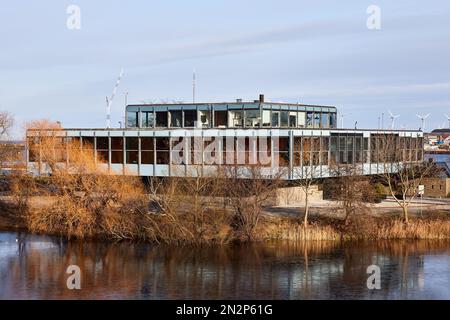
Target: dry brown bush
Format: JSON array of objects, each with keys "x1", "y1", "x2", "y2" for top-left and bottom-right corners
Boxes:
[
  {"x1": 145, "y1": 174, "x2": 232, "y2": 244},
  {"x1": 20, "y1": 121, "x2": 234, "y2": 243},
  {"x1": 221, "y1": 165, "x2": 285, "y2": 241}
]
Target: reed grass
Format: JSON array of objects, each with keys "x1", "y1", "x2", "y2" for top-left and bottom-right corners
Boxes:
[{"x1": 260, "y1": 215, "x2": 450, "y2": 241}]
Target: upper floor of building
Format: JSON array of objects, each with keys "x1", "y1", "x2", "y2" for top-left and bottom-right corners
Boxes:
[{"x1": 125, "y1": 94, "x2": 337, "y2": 130}]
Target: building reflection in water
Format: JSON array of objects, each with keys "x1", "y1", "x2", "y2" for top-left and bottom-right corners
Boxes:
[{"x1": 0, "y1": 232, "x2": 449, "y2": 299}]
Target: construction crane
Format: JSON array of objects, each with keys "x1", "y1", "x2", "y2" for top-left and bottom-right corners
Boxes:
[{"x1": 106, "y1": 68, "x2": 124, "y2": 128}]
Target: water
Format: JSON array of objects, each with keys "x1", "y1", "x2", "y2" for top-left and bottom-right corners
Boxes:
[
  {"x1": 0, "y1": 231, "x2": 449, "y2": 300},
  {"x1": 426, "y1": 153, "x2": 450, "y2": 165}
]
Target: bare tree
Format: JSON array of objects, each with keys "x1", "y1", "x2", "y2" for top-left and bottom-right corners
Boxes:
[
  {"x1": 0, "y1": 111, "x2": 14, "y2": 138},
  {"x1": 375, "y1": 134, "x2": 437, "y2": 223},
  {"x1": 328, "y1": 164, "x2": 374, "y2": 225},
  {"x1": 292, "y1": 137, "x2": 322, "y2": 226},
  {"x1": 174, "y1": 166, "x2": 226, "y2": 239},
  {"x1": 0, "y1": 112, "x2": 18, "y2": 169},
  {"x1": 221, "y1": 165, "x2": 284, "y2": 241}
]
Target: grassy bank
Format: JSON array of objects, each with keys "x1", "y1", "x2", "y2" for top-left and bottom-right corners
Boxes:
[
  {"x1": 259, "y1": 214, "x2": 450, "y2": 241},
  {"x1": 2, "y1": 198, "x2": 450, "y2": 242}
]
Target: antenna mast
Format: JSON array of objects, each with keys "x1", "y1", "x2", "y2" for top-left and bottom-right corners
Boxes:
[{"x1": 106, "y1": 68, "x2": 124, "y2": 128}]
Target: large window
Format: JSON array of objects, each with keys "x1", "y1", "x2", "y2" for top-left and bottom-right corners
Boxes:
[
  {"x1": 262, "y1": 110, "x2": 271, "y2": 127},
  {"x1": 289, "y1": 113, "x2": 297, "y2": 127},
  {"x1": 298, "y1": 112, "x2": 306, "y2": 128},
  {"x1": 321, "y1": 113, "x2": 329, "y2": 128},
  {"x1": 96, "y1": 137, "x2": 109, "y2": 163},
  {"x1": 321, "y1": 137, "x2": 329, "y2": 165},
  {"x1": 126, "y1": 137, "x2": 138, "y2": 164},
  {"x1": 199, "y1": 110, "x2": 211, "y2": 127},
  {"x1": 330, "y1": 135, "x2": 338, "y2": 165},
  {"x1": 313, "y1": 113, "x2": 321, "y2": 128},
  {"x1": 245, "y1": 109, "x2": 261, "y2": 127},
  {"x1": 156, "y1": 138, "x2": 170, "y2": 164},
  {"x1": 330, "y1": 113, "x2": 337, "y2": 128},
  {"x1": 171, "y1": 137, "x2": 186, "y2": 165},
  {"x1": 156, "y1": 111, "x2": 168, "y2": 127},
  {"x1": 280, "y1": 111, "x2": 289, "y2": 127},
  {"x1": 170, "y1": 111, "x2": 182, "y2": 128},
  {"x1": 142, "y1": 111, "x2": 154, "y2": 128},
  {"x1": 111, "y1": 137, "x2": 124, "y2": 164},
  {"x1": 184, "y1": 110, "x2": 197, "y2": 127},
  {"x1": 214, "y1": 110, "x2": 227, "y2": 127},
  {"x1": 306, "y1": 112, "x2": 313, "y2": 128},
  {"x1": 275, "y1": 137, "x2": 289, "y2": 166},
  {"x1": 141, "y1": 137, "x2": 154, "y2": 164},
  {"x1": 229, "y1": 110, "x2": 243, "y2": 127},
  {"x1": 127, "y1": 111, "x2": 139, "y2": 128},
  {"x1": 330, "y1": 133, "x2": 365, "y2": 165},
  {"x1": 271, "y1": 112, "x2": 279, "y2": 127},
  {"x1": 258, "y1": 137, "x2": 271, "y2": 166}
]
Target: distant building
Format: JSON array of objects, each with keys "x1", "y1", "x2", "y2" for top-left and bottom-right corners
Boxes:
[
  {"x1": 431, "y1": 129, "x2": 450, "y2": 135},
  {"x1": 423, "y1": 161, "x2": 450, "y2": 198}
]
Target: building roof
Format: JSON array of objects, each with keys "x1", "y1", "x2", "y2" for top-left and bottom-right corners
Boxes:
[{"x1": 431, "y1": 129, "x2": 450, "y2": 135}]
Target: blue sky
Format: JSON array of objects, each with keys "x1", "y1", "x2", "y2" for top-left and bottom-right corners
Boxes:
[{"x1": 1, "y1": 0, "x2": 450, "y2": 137}]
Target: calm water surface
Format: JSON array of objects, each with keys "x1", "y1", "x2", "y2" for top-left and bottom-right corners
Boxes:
[
  {"x1": 426, "y1": 153, "x2": 450, "y2": 165},
  {"x1": 0, "y1": 231, "x2": 449, "y2": 300}
]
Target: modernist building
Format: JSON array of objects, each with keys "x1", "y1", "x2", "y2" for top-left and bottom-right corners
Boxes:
[{"x1": 26, "y1": 95, "x2": 424, "y2": 180}]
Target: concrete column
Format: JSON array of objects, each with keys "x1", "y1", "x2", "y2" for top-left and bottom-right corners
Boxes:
[
  {"x1": 138, "y1": 131, "x2": 141, "y2": 176},
  {"x1": 289, "y1": 130, "x2": 293, "y2": 180}
]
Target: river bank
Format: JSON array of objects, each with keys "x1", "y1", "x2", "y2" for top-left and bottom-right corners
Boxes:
[{"x1": 1, "y1": 195, "x2": 450, "y2": 242}]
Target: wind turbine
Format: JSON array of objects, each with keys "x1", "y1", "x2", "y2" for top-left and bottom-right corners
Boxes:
[
  {"x1": 106, "y1": 68, "x2": 124, "y2": 128},
  {"x1": 339, "y1": 112, "x2": 348, "y2": 128},
  {"x1": 388, "y1": 110, "x2": 400, "y2": 129},
  {"x1": 416, "y1": 113, "x2": 430, "y2": 132},
  {"x1": 445, "y1": 114, "x2": 450, "y2": 128}
]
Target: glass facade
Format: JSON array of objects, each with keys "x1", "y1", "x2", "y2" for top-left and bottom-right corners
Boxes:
[
  {"x1": 125, "y1": 103, "x2": 338, "y2": 129},
  {"x1": 28, "y1": 131, "x2": 424, "y2": 180}
]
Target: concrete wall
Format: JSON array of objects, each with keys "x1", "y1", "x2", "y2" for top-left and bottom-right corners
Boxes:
[
  {"x1": 267, "y1": 185, "x2": 323, "y2": 206},
  {"x1": 423, "y1": 178, "x2": 450, "y2": 198}
]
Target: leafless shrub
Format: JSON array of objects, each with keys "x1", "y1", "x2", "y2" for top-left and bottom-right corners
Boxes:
[
  {"x1": 375, "y1": 134, "x2": 438, "y2": 223},
  {"x1": 0, "y1": 111, "x2": 14, "y2": 138},
  {"x1": 221, "y1": 165, "x2": 285, "y2": 241},
  {"x1": 328, "y1": 164, "x2": 375, "y2": 225}
]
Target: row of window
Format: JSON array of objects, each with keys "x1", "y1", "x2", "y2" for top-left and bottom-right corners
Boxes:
[
  {"x1": 127, "y1": 109, "x2": 337, "y2": 129},
  {"x1": 28, "y1": 134, "x2": 423, "y2": 167}
]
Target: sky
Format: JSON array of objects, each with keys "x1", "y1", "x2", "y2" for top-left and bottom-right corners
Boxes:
[{"x1": 1, "y1": 0, "x2": 450, "y2": 138}]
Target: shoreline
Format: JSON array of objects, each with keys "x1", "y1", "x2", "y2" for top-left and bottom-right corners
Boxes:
[{"x1": 2, "y1": 201, "x2": 450, "y2": 243}]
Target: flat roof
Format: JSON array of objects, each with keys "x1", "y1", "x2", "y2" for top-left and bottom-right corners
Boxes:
[
  {"x1": 126, "y1": 101, "x2": 337, "y2": 109},
  {"x1": 27, "y1": 128, "x2": 421, "y2": 133}
]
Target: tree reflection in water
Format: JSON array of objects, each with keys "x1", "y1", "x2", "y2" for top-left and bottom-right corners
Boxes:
[{"x1": 0, "y1": 232, "x2": 449, "y2": 299}]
